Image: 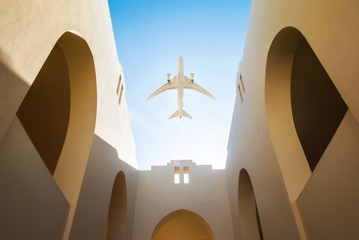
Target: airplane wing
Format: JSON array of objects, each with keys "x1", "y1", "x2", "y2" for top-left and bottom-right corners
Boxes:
[
  {"x1": 147, "y1": 77, "x2": 178, "y2": 100},
  {"x1": 184, "y1": 76, "x2": 215, "y2": 99}
]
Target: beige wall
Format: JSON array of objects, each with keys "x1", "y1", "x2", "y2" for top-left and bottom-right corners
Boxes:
[
  {"x1": 0, "y1": 0, "x2": 136, "y2": 167},
  {"x1": 226, "y1": 0, "x2": 359, "y2": 239},
  {"x1": 69, "y1": 135, "x2": 138, "y2": 240},
  {"x1": 296, "y1": 110, "x2": 359, "y2": 239},
  {"x1": 2, "y1": 0, "x2": 359, "y2": 239},
  {"x1": 132, "y1": 160, "x2": 234, "y2": 240},
  {"x1": 0, "y1": 0, "x2": 138, "y2": 239},
  {"x1": 0, "y1": 118, "x2": 70, "y2": 239}
]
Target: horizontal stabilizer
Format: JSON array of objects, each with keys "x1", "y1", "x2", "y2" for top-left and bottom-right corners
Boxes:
[
  {"x1": 169, "y1": 110, "x2": 180, "y2": 119},
  {"x1": 169, "y1": 110, "x2": 192, "y2": 120},
  {"x1": 182, "y1": 110, "x2": 192, "y2": 119}
]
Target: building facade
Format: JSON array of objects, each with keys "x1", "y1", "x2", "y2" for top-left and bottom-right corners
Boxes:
[
  {"x1": 226, "y1": 1, "x2": 359, "y2": 239},
  {"x1": 1, "y1": 0, "x2": 359, "y2": 239}
]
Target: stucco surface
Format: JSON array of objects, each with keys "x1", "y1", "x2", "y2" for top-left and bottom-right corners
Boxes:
[
  {"x1": 226, "y1": 0, "x2": 359, "y2": 239},
  {"x1": 132, "y1": 160, "x2": 234, "y2": 240},
  {"x1": 1, "y1": 0, "x2": 359, "y2": 239},
  {"x1": 0, "y1": 1, "x2": 137, "y2": 239}
]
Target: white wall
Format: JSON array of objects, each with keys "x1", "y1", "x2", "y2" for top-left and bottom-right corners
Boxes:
[
  {"x1": 132, "y1": 160, "x2": 234, "y2": 240},
  {"x1": 226, "y1": 0, "x2": 359, "y2": 239},
  {"x1": 0, "y1": 0, "x2": 136, "y2": 168},
  {"x1": 0, "y1": 1, "x2": 138, "y2": 239}
]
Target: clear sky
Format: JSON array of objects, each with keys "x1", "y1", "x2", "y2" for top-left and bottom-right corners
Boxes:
[{"x1": 108, "y1": 0, "x2": 251, "y2": 170}]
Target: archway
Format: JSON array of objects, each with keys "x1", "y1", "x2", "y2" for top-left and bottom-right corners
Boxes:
[
  {"x1": 238, "y1": 169, "x2": 263, "y2": 240},
  {"x1": 105, "y1": 171, "x2": 127, "y2": 240},
  {"x1": 16, "y1": 31, "x2": 97, "y2": 238},
  {"x1": 152, "y1": 209, "x2": 214, "y2": 240},
  {"x1": 265, "y1": 27, "x2": 347, "y2": 202},
  {"x1": 17, "y1": 37, "x2": 71, "y2": 175}
]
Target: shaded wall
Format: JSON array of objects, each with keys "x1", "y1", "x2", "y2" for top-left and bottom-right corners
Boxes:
[
  {"x1": 70, "y1": 135, "x2": 138, "y2": 240},
  {"x1": 0, "y1": 118, "x2": 69, "y2": 240},
  {"x1": 17, "y1": 44, "x2": 70, "y2": 175},
  {"x1": 291, "y1": 39, "x2": 347, "y2": 172},
  {"x1": 132, "y1": 160, "x2": 234, "y2": 240},
  {"x1": 226, "y1": 0, "x2": 359, "y2": 240},
  {"x1": 0, "y1": 0, "x2": 138, "y2": 239}
]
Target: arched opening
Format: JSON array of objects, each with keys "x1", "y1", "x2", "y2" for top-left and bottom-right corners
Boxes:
[
  {"x1": 152, "y1": 209, "x2": 214, "y2": 240},
  {"x1": 265, "y1": 27, "x2": 347, "y2": 202},
  {"x1": 291, "y1": 38, "x2": 348, "y2": 171},
  {"x1": 17, "y1": 40, "x2": 70, "y2": 175},
  {"x1": 16, "y1": 31, "x2": 97, "y2": 238},
  {"x1": 105, "y1": 171, "x2": 127, "y2": 240},
  {"x1": 238, "y1": 169, "x2": 263, "y2": 240}
]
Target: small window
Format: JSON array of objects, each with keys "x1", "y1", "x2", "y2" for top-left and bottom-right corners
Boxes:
[
  {"x1": 184, "y1": 166, "x2": 189, "y2": 184},
  {"x1": 119, "y1": 85, "x2": 124, "y2": 105},
  {"x1": 238, "y1": 84, "x2": 243, "y2": 103},
  {"x1": 240, "y1": 74, "x2": 245, "y2": 93},
  {"x1": 116, "y1": 75, "x2": 122, "y2": 94},
  {"x1": 174, "y1": 167, "x2": 180, "y2": 184}
]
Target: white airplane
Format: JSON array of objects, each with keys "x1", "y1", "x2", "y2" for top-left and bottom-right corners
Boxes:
[{"x1": 147, "y1": 55, "x2": 215, "y2": 119}]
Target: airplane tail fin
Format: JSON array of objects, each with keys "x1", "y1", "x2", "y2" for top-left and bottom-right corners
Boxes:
[{"x1": 169, "y1": 110, "x2": 192, "y2": 120}]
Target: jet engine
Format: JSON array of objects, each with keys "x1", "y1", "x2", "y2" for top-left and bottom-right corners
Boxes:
[
  {"x1": 167, "y1": 73, "x2": 171, "y2": 83},
  {"x1": 190, "y1": 73, "x2": 195, "y2": 82}
]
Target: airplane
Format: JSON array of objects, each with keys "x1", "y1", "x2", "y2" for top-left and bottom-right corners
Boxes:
[{"x1": 147, "y1": 55, "x2": 215, "y2": 119}]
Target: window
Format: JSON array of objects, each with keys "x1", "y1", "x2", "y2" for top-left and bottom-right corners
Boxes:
[
  {"x1": 174, "y1": 167, "x2": 180, "y2": 184},
  {"x1": 240, "y1": 74, "x2": 245, "y2": 93},
  {"x1": 238, "y1": 84, "x2": 243, "y2": 103},
  {"x1": 116, "y1": 75, "x2": 122, "y2": 94},
  {"x1": 119, "y1": 85, "x2": 124, "y2": 105},
  {"x1": 183, "y1": 166, "x2": 189, "y2": 184}
]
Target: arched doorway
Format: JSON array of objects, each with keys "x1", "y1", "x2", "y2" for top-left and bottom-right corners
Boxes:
[
  {"x1": 265, "y1": 27, "x2": 347, "y2": 202},
  {"x1": 238, "y1": 169, "x2": 263, "y2": 240},
  {"x1": 16, "y1": 31, "x2": 97, "y2": 238},
  {"x1": 152, "y1": 209, "x2": 214, "y2": 240},
  {"x1": 105, "y1": 171, "x2": 127, "y2": 240}
]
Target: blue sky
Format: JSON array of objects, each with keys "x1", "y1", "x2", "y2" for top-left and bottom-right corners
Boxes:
[{"x1": 108, "y1": 0, "x2": 251, "y2": 170}]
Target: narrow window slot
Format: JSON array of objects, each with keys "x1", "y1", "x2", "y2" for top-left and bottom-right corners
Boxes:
[
  {"x1": 184, "y1": 166, "x2": 189, "y2": 184},
  {"x1": 116, "y1": 75, "x2": 122, "y2": 94},
  {"x1": 119, "y1": 85, "x2": 124, "y2": 105},
  {"x1": 238, "y1": 84, "x2": 243, "y2": 103},
  {"x1": 240, "y1": 74, "x2": 245, "y2": 93},
  {"x1": 174, "y1": 167, "x2": 180, "y2": 184}
]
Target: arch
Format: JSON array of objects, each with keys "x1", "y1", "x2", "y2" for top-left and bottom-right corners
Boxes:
[
  {"x1": 17, "y1": 40, "x2": 71, "y2": 175},
  {"x1": 265, "y1": 27, "x2": 347, "y2": 202},
  {"x1": 16, "y1": 31, "x2": 97, "y2": 237},
  {"x1": 105, "y1": 171, "x2": 127, "y2": 240},
  {"x1": 151, "y1": 209, "x2": 214, "y2": 240},
  {"x1": 238, "y1": 169, "x2": 263, "y2": 240}
]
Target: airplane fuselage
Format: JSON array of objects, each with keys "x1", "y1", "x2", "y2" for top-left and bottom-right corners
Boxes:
[
  {"x1": 147, "y1": 55, "x2": 214, "y2": 119},
  {"x1": 177, "y1": 56, "x2": 185, "y2": 117}
]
